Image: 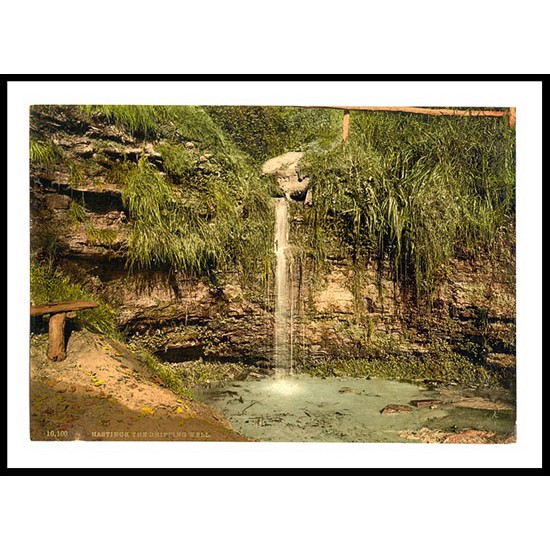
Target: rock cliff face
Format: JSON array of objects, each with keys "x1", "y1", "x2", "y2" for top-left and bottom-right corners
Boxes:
[
  {"x1": 30, "y1": 106, "x2": 516, "y2": 371},
  {"x1": 287, "y1": 237, "x2": 515, "y2": 369}
]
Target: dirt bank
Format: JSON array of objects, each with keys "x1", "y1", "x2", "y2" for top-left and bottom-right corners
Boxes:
[{"x1": 29, "y1": 330, "x2": 248, "y2": 441}]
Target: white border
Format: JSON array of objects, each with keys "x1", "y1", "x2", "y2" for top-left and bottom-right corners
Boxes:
[{"x1": 7, "y1": 79, "x2": 542, "y2": 469}]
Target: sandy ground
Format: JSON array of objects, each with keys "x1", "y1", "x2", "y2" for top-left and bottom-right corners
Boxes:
[{"x1": 29, "y1": 330, "x2": 248, "y2": 441}]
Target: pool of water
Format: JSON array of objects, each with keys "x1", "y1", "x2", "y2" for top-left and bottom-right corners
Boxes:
[{"x1": 195, "y1": 374, "x2": 516, "y2": 443}]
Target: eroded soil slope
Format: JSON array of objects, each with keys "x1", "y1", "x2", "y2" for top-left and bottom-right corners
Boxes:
[{"x1": 30, "y1": 330, "x2": 248, "y2": 441}]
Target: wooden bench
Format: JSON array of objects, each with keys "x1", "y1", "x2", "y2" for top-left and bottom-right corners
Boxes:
[{"x1": 30, "y1": 301, "x2": 99, "y2": 361}]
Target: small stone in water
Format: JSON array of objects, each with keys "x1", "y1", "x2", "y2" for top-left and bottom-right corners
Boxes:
[
  {"x1": 410, "y1": 399, "x2": 443, "y2": 408},
  {"x1": 380, "y1": 404, "x2": 413, "y2": 414}
]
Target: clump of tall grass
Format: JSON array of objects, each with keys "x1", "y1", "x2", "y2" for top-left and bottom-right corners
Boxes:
[
  {"x1": 106, "y1": 161, "x2": 135, "y2": 186},
  {"x1": 121, "y1": 155, "x2": 273, "y2": 284},
  {"x1": 303, "y1": 111, "x2": 515, "y2": 303},
  {"x1": 122, "y1": 156, "x2": 208, "y2": 272},
  {"x1": 30, "y1": 137, "x2": 63, "y2": 168},
  {"x1": 80, "y1": 105, "x2": 162, "y2": 139},
  {"x1": 80, "y1": 105, "x2": 227, "y2": 147},
  {"x1": 69, "y1": 200, "x2": 86, "y2": 226},
  {"x1": 30, "y1": 260, "x2": 118, "y2": 338},
  {"x1": 69, "y1": 162, "x2": 85, "y2": 186},
  {"x1": 74, "y1": 105, "x2": 276, "y2": 285},
  {"x1": 85, "y1": 226, "x2": 119, "y2": 246}
]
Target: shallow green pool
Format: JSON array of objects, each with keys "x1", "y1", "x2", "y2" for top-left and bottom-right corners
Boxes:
[{"x1": 195, "y1": 374, "x2": 516, "y2": 443}]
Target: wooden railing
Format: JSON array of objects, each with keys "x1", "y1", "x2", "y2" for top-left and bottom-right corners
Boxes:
[{"x1": 307, "y1": 106, "x2": 516, "y2": 141}]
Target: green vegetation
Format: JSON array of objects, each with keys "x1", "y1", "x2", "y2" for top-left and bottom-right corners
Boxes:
[
  {"x1": 29, "y1": 105, "x2": 515, "y2": 302},
  {"x1": 80, "y1": 105, "x2": 164, "y2": 140},
  {"x1": 77, "y1": 106, "x2": 276, "y2": 284},
  {"x1": 156, "y1": 143, "x2": 196, "y2": 179},
  {"x1": 120, "y1": 155, "x2": 273, "y2": 283},
  {"x1": 84, "y1": 226, "x2": 118, "y2": 246},
  {"x1": 81, "y1": 105, "x2": 228, "y2": 145},
  {"x1": 131, "y1": 348, "x2": 195, "y2": 399},
  {"x1": 69, "y1": 162, "x2": 85, "y2": 186},
  {"x1": 302, "y1": 111, "x2": 515, "y2": 303},
  {"x1": 29, "y1": 137, "x2": 63, "y2": 167},
  {"x1": 30, "y1": 260, "x2": 118, "y2": 338},
  {"x1": 206, "y1": 106, "x2": 340, "y2": 161},
  {"x1": 302, "y1": 350, "x2": 514, "y2": 389},
  {"x1": 69, "y1": 199, "x2": 86, "y2": 226},
  {"x1": 172, "y1": 358, "x2": 251, "y2": 387},
  {"x1": 106, "y1": 161, "x2": 134, "y2": 186}
]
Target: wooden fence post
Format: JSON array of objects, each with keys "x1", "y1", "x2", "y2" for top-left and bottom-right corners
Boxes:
[
  {"x1": 509, "y1": 107, "x2": 516, "y2": 128},
  {"x1": 48, "y1": 313, "x2": 68, "y2": 361},
  {"x1": 342, "y1": 109, "x2": 350, "y2": 141},
  {"x1": 30, "y1": 300, "x2": 99, "y2": 361}
]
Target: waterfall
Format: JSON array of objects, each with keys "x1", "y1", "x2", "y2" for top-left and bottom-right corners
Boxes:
[{"x1": 273, "y1": 197, "x2": 293, "y2": 375}]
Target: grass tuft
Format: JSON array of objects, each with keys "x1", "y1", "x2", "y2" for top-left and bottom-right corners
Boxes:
[
  {"x1": 30, "y1": 138, "x2": 63, "y2": 168},
  {"x1": 85, "y1": 226, "x2": 118, "y2": 246},
  {"x1": 121, "y1": 152, "x2": 273, "y2": 284},
  {"x1": 133, "y1": 348, "x2": 195, "y2": 399}
]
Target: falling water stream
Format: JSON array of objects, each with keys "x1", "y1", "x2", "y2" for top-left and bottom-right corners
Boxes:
[{"x1": 273, "y1": 197, "x2": 292, "y2": 375}]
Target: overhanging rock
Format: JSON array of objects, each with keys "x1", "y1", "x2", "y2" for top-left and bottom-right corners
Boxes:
[{"x1": 261, "y1": 151, "x2": 310, "y2": 201}]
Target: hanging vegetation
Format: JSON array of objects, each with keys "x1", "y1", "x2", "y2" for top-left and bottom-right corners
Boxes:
[
  {"x1": 81, "y1": 105, "x2": 275, "y2": 285},
  {"x1": 302, "y1": 110, "x2": 515, "y2": 303}
]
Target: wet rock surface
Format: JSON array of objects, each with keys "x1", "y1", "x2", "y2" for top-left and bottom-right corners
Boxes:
[
  {"x1": 261, "y1": 151, "x2": 310, "y2": 200},
  {"x1": 400, "y1": 427, "x2": 516, "y2": 444},
  {"x1": 410, "y1": 399, "x2": 444, "y2": 408},
  {"x1": 380, "y1": 404, "x2": 413, "y2": 414}
]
